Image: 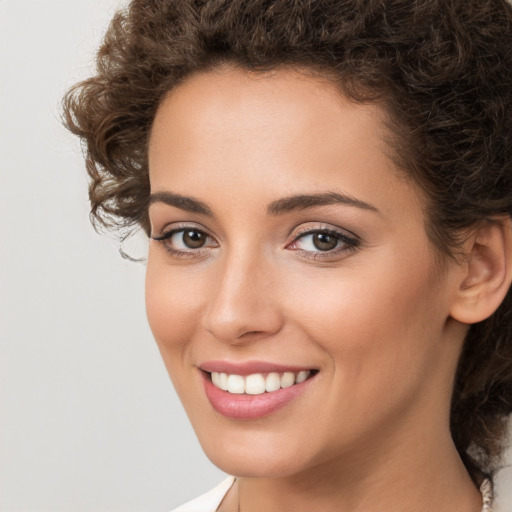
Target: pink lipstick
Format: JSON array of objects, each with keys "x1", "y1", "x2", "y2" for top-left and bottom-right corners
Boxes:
[{"x1": 199, "y1": 361, "x2": 317, "y2": 420}]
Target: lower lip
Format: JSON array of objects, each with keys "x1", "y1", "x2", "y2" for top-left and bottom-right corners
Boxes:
[{"x1": 202, "y1": 372, "x2": 315, "y2": 420}]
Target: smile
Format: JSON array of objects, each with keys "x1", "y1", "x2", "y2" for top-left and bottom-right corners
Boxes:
[
  {"x1": 200, "y1": 363, "x2": 318, "y2": 420},
  {"x1": 210, "y1": 370, "x2": 311, "y2": 395}
]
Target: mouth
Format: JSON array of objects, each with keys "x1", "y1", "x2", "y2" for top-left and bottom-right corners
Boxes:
[
  {"x1": 208, "y1": 369, "x2": 316, "y2": 395},
  {"x1": 199, "y1": 363, "x2": 319, "y2": 420}
]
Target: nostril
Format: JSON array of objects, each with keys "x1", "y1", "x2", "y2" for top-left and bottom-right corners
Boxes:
[{"x1": 240, "y1": 330, "x2": 264, "y2": 338}]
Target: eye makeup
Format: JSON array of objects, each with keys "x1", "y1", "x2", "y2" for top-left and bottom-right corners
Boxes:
[{"x1": 151, "y1": 221, "x2": 361, "y2": 262}]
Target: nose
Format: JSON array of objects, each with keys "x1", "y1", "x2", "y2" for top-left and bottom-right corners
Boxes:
[{"x1": 201, "y1": 251, "x2": 284, "y2": 344}]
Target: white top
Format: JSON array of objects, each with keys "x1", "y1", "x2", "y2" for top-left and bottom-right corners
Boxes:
[
  {"x1": 171, "y1": 477, "x2": 235, "y2": 512},
  {"x1": 170, "y1": 477, "x2": 494, "y2": 512}
]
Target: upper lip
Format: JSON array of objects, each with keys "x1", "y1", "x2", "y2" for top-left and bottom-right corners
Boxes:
[{"x1": 199, "y1": 360, "x2": 317, "y2": 376}]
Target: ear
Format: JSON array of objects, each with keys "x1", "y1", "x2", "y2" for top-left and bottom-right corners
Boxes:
[{"x1": 450, "y1": 216, "x2": 512, "y2": 324}]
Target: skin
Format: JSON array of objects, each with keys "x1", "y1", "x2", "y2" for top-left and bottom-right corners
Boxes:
[{"x1": 146, "y1": 67, "x2": 482, "y2": 511}]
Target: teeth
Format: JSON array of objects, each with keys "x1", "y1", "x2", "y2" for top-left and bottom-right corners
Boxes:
[
  {"x1": 218, "y1": 372, "x2": 228, "y2": 391},
  {"x1": 211, "y1": 372, "x2": 229, "y2": 391},
  {"x1": 280, "y1": 372, "x2": 295, "y2": 388},
  {"x1": 245, "y1": 374, "x2": 266, "y2": 395},
  {"x1": 211, "y1": 372, "x2": 221, "y2": 388},
  {"x1": 227, "y1": 374, "x2": 245, "y2": 394},
  {"x1": 296, "y1": 370, "x2": 309, "y2": 383},
  {"x1": 211, "y1": 370, "x2": 312, "y2": 395},
  {"x1": 265, "y1": 372, "x2": 281, "y2": 392}
]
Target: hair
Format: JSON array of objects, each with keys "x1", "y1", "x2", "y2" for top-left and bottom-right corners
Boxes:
[{"x1": 63, "y1": 0, "x2": 512, "y2": 480}]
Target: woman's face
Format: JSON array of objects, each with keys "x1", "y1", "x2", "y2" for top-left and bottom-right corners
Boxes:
[{"x1": 146, "y1": 67, "x2": 467, "y2": 478}]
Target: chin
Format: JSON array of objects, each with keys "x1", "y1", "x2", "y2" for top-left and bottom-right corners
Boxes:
[
  {"x1": 205, "y1": 450, "x2": 307, "y2": 479},
  {"x1": 196, "y1": 425, "x2": 319, "y2": 478}
]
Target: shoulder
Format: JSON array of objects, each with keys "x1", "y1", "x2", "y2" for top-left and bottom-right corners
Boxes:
[{"x1": 170, "y1": 477, "x2": 236, "y2": 512}]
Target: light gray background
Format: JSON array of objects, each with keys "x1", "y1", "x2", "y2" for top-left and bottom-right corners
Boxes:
[
  {"x1": 0, "y1": 1, "x2": 511, "y2": 510},
  {"x1": 0, "y1": 1, "x2": 225, "y2": 510}
]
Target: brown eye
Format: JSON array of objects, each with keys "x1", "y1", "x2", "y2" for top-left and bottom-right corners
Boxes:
[
  {"x1": 152, "y1": 227, "x2": 216, "y2": 255},
  {"x1": 287, "y1": 227, "x2": 360, "y2": 259},
  {"x1": 182, "y1": 230, "x2": 207, "y2": 249},
  {"x1": 312, "y1": 232, "x2": 338, "y2": 251}
]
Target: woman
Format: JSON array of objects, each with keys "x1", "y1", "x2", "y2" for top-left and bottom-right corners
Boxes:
[{"x1": 63, "y1": 1, "x2": 512, "y2": 510}]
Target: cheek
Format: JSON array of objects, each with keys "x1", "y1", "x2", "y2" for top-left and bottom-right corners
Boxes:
[
  {"x1": 289, "y1": 252, "x2": 447, "y2": 382},
  {"x1": 284, "y1": 259, "x2": 449, "y2": 446},
  {"x1": 144, "y1": 255, "x2": 213, "y2": 416},
  {"x1": 145, "y1": 252, "x2": 205, "y2": 362}
]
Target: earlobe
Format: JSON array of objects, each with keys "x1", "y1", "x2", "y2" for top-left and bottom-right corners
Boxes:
[{"x1": 450, "y1": 216, "x2": 512, "y2": 325}]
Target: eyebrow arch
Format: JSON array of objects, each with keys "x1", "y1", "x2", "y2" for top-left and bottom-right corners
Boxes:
[
  {"x1": 149, "y1": 191, "x2": 213, "y2": 216},
  {"x1": 267, "y1": 192, "x2": 379, "y2": 215},
  {"x1": 148, "y1": 190, "x2": 379, "y2": 217}
]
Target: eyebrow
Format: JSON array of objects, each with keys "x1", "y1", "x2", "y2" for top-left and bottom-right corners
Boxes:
[
  {"x1": 149, "y1": 191, "x2": 213, "y2": 215},
  {"x1": 148, "y1": 190, "x2": 379, "y2": 216},
  {"x1": 266, "y1": 192, "x2": 379, "y2": 215}
]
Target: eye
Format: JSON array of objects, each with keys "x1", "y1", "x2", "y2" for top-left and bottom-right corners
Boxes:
[
  {"x1": 173, "y1": 229, "x2": 208, "y2": 249},
  {"x1": 151, "y1": 226, "x2": 217, "y2": 257},
  {"x1": 297, "y1": 232, "x2": 340, "y2": 251},
  {"x1": 287, "y1": 227, "x2": 359, "y2": 259}
]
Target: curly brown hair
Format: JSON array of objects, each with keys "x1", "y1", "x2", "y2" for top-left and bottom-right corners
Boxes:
[{"x1": 63, "y1": 0, "x2": 512, "y2": 480}]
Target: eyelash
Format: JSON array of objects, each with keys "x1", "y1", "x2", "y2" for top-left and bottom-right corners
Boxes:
[
  {"x1": 152, "y1": 226, "x2": 216, "y2": 259},
  {"x1": 151, "y1": 225, "x2": 360, "y2": 260},
  {"x1": 286, "y1": 228, "x2": 360, "y2": 260}
]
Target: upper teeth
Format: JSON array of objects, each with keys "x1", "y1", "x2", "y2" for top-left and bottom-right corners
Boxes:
[{"x1": 211, "y1": 371, "x2": 311, "y2": 395}]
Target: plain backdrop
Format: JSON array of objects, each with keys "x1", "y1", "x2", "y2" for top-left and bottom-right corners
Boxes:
[
  {"x1": 0, "y1": 1, "x2": 225, "y2": 510},
  {"x1": 0, "y1": 1, "x2": 511, "y2": 511}
]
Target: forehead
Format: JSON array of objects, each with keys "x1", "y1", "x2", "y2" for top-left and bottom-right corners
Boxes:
[
  {"x1": 151, "y1": 67, "x2": 384, "y2": 143},
  {"x1": 148, "y1": 66, "x2": 422, "y2": 222}
]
